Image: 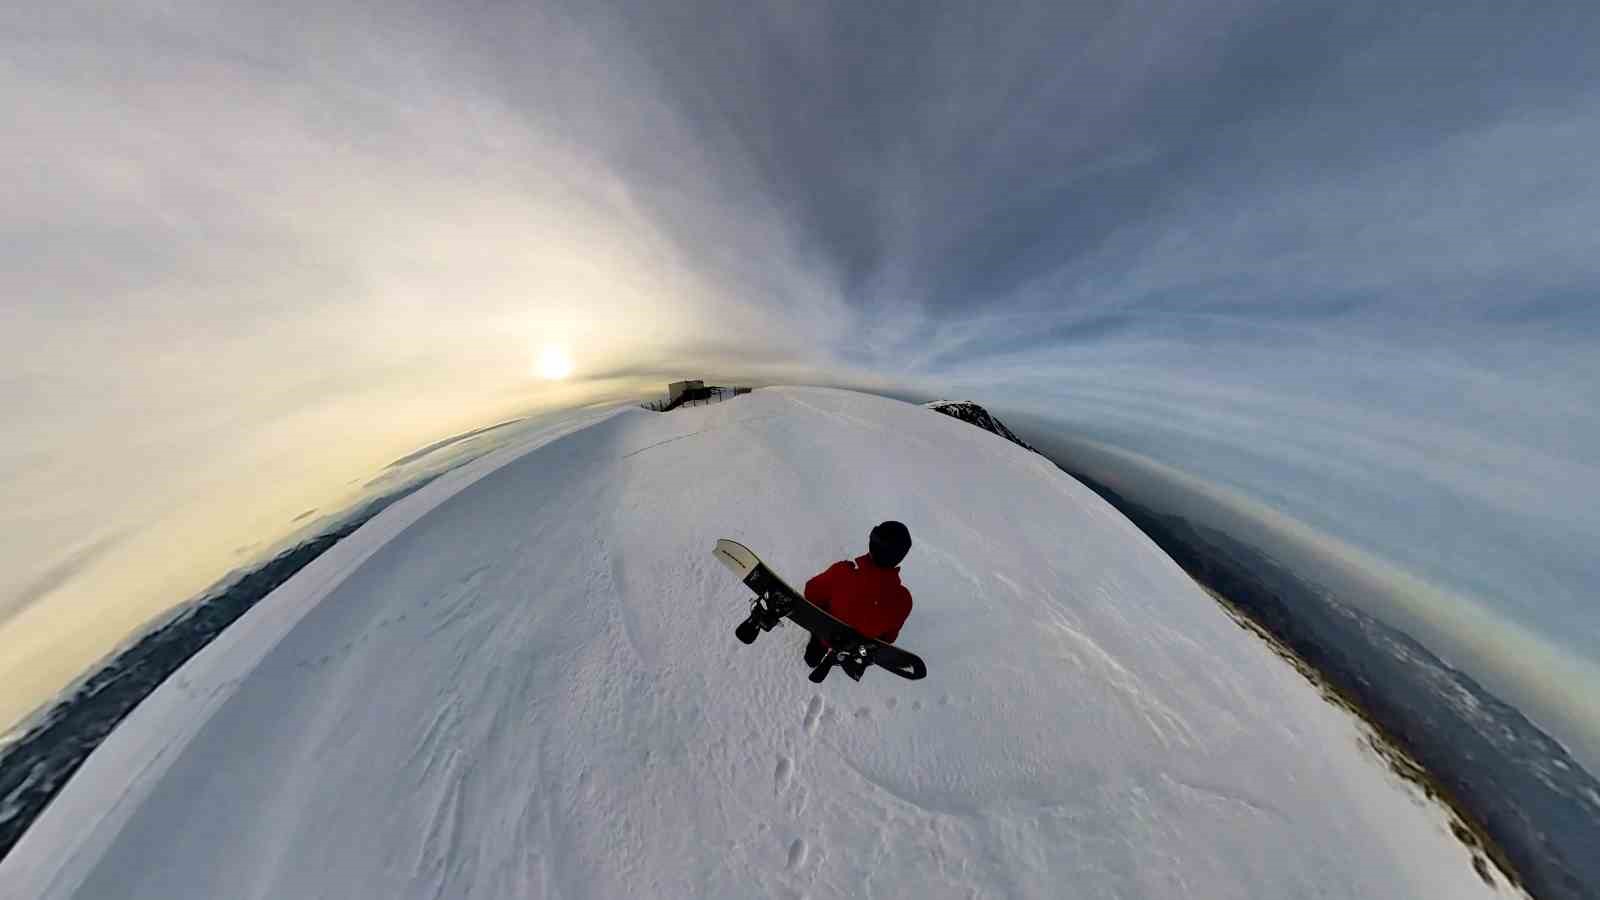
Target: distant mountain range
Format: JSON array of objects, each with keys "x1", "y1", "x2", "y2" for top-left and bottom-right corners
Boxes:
[{"x1": 927, "y1": 399, "x2": 1600, "y2": 900}]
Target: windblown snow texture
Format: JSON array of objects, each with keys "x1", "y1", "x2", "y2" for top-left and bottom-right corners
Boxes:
[{"x1": 1, "y1": 388, "x2": 1507, "y2": 899}]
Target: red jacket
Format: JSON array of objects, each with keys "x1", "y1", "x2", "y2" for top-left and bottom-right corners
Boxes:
[{"x1": 804, "y1": 554, "x2": 913, "y2": 643}]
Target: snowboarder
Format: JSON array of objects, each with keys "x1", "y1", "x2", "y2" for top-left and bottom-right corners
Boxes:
[{"x1": 801, "y1": 521, "x2": 914, "y2": 666}]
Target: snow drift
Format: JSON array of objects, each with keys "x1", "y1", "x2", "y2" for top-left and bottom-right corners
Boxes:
[{"x1": 1, "y1": 388, "x2": 1505, "y2": 899}]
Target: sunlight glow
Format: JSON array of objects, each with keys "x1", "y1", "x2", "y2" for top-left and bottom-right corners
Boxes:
[{"x1": 536, "y1": 345, "x2": 575, "y2": 380}]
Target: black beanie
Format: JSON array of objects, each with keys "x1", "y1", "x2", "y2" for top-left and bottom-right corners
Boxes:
[{"x1": 868, "y1": 521, "x2": 912, "y2": 568}]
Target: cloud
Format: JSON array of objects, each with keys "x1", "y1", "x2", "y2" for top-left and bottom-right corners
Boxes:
[
  {"x1": 1014, "y1": 429, "x2": 1600, "y2": 774},
  {"x1": 2, "y1": 0, "x2": 1597, "y2": 746},
  {"x1": 958, "y1": 332, "x2": 1600, "y2": 660},
  {"x1": 0, "y1": 533, "x2": 124, "y2": 627}
]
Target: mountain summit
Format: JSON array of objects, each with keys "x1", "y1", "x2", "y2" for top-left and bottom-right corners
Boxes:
[
  {"x1": 923, "y1": 399, "x2": 1040, "y2": 454},
  {"x1": 2, "y1": 388, "x2": 1502, "y2": 899}
]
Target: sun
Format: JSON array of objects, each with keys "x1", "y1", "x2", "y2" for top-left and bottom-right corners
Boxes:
[{"x1": 535, "y1": 344, "x2": 575, "y2": 380}]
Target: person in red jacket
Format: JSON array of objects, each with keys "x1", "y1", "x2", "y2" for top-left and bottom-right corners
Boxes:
[{"x1": 802, "y1": 521, "x2": 914, "y2": 666}]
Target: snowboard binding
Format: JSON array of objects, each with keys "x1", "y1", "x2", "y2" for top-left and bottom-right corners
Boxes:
[
  {"x1": 734, "y1": 591, "x2": 790, "y2": 644},
  {"x1": 808, "y1": 642, "x2": 871, "y2": 683}
]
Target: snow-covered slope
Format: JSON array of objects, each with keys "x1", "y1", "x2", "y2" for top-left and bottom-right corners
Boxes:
[{"x1": 1, "y1": 388, "x2": 1506, "y2": 899}]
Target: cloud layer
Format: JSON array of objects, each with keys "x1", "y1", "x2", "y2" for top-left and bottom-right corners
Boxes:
[{"x1": 3, "y1": 1, "x2": 1598, "y2": 745}]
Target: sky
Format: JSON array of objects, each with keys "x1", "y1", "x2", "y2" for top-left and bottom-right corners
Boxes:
[{"x1": 3, "y1": 1, "x2": 1598, "y2": 756}]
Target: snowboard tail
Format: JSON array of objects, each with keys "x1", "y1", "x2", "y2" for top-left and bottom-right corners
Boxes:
[{"x1": 715, "y1": 539, "x2": 927, "y2": 682}]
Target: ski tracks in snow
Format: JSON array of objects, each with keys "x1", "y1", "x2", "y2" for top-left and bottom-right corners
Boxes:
[{"x1": 593, "y1": 536, "x2": 654, "y2": 670}]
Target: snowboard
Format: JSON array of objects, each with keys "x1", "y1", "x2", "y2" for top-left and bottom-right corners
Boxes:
[{"x1": 714, "y1": 538, "x2": 927, "y2": 683}]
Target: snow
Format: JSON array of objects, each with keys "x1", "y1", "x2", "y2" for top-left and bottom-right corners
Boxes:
[{"x1": 1, "y1": 387, "x2": 1507, "y2": 899}]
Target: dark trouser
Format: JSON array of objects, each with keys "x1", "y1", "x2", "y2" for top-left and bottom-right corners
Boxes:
[{"x1": 804, "y1": 634, "x2": 828, "y2": 668}]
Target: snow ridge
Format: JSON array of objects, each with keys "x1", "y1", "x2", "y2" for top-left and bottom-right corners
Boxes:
[{"x1": 1, "y1": 388, "x2": 1508, "y2": 900}]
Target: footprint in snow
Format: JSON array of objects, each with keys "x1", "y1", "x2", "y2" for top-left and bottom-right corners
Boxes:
[
  {"x1": 803, "y1": 697, "x2": 824, "y2": 735},
  {"x1": 774, "y1": 757, "x2": 793, "y2": 795},
  {"x1": 786, "y1": 838, "x2": 809, "y2": 870}
]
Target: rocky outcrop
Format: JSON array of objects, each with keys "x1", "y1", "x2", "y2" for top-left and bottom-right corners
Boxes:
[{"x1": 923, "y1": 400, "x2": 1040, "y2": 455}]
